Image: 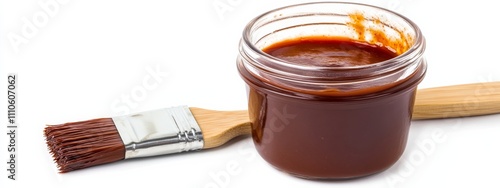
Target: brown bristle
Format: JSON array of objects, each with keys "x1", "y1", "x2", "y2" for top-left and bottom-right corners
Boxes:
[{"x1": 44, "y1": 118, "x2": 125, "y2": 173}]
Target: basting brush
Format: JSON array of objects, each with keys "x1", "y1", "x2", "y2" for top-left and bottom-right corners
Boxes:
[
  {"x1": 44, "y1": 107, "x2": 250, "y2": 173},
  {"x1": 44, "y1": 82, "x2": 500, "y2": 173}
]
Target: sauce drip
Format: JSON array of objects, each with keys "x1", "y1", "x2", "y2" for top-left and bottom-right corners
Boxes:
[{"x1": 347, "y1": 12, "x2": 413, "y2": 55}]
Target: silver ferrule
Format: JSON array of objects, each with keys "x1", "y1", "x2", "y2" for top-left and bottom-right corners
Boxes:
[{"x1": 111, "y1": 106, "x2": 204, "y2": 159}]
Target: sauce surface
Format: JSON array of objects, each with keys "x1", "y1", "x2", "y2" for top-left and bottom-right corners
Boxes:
[{"x1": 263, "y1": 37, "x2": 397, "y2": 67}]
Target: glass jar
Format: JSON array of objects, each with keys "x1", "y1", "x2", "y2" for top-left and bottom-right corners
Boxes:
[{"x1": 236, "y1": 2, "x2": 427, "y2": 179}]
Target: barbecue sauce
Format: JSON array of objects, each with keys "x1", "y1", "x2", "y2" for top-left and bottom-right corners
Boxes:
[{"x1": 240, "y1": 36, "x2": 424, "y2": 178}]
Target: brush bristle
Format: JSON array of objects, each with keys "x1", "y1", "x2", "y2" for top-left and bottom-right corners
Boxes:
[{"x1": 44, "y1": 118, "x2": 125, "y2": 173}]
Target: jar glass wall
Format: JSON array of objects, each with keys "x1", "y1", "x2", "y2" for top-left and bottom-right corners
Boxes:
[{"x1": 237, "y1": 2, "x2": 426, "y2": 179}]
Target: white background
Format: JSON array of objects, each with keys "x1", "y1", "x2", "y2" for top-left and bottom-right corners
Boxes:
[{"x1": 1, "y1": 0, "x2": 500, "y2": 187}]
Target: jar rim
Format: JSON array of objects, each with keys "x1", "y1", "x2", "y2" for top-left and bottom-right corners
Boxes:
[
  {"x1": 238, "y1": 2, "x2": 427, "y2": 97},
  {"x1": 241, "y1": 1, "x2": 425, "y2": 72}
]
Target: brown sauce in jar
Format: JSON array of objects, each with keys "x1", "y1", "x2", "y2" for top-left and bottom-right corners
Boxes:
[
  {"x1": 240, "y1": 36, "x2": 425, "y2": 179},
  {"x1": 263, "y1": 36, "x2": 396, "y2": 67}
]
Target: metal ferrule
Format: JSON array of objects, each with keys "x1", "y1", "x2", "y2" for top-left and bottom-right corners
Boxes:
[{"x1": 111, "y1": 106, "x2": 204, "y2": 159}]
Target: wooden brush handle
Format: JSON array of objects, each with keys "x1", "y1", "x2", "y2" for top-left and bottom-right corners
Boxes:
[
  {"x1": 189, "y1": 107, "x2": 251, "y2": 149},
  {"x1": 193, "y1": 82, "x2": 500, "y2": 149},
  {"x1": 413, "y1": 82, "x2": 500, "y2": 120}
]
